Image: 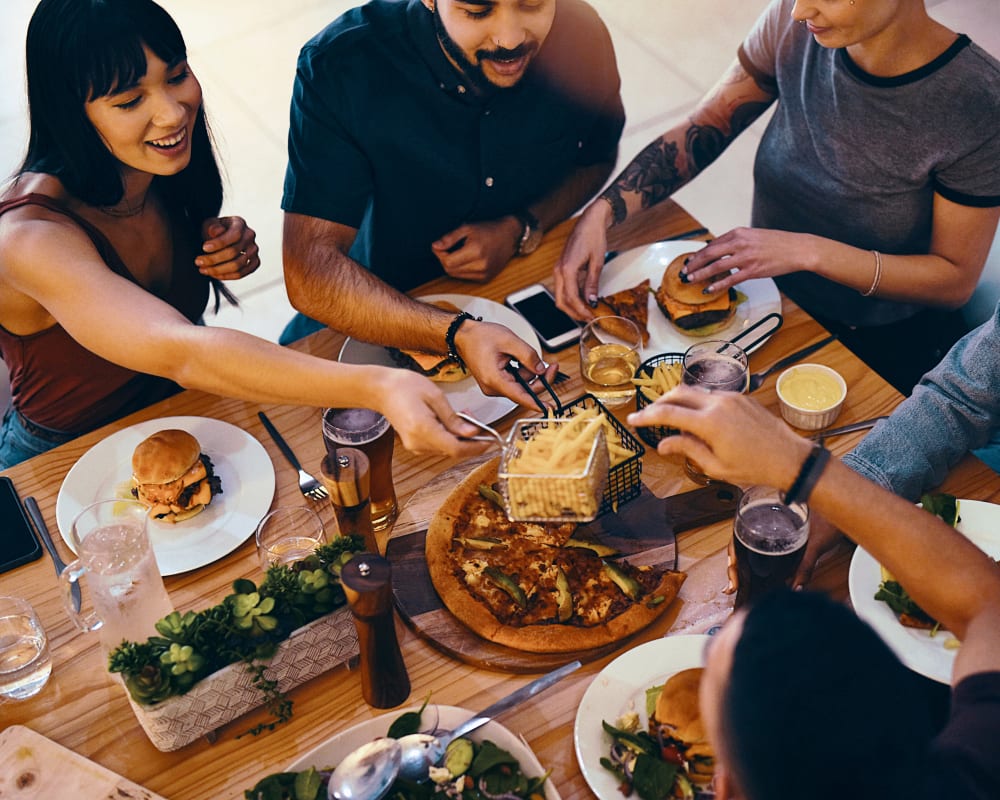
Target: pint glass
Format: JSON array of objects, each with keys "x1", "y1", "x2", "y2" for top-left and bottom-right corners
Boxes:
[
  {"x1": 322, "y1": 408, "x2": 397, "y2": 531},
  {"x1": 733, "y1": 486, "x2": 809, "y2": 610}
]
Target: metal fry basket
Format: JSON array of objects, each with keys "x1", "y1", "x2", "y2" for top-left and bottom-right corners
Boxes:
[{"x1": 498, "y1": 418, "x2": 610, "y2": 523}]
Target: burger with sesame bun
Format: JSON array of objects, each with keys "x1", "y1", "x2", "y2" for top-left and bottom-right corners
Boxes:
[
  {"x1": 654, "y1": 252, "x2": 738, "y2": 336},
  {"x1": 130, "y1": 429, "x2": 223, "y2": 523}
]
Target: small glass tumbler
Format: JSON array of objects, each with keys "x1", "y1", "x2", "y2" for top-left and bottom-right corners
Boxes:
[
  {"x1": 255, "y1": 506, "x2": 329, "y2": 571},
  {"x1": 0, "y1": 595, "x2": 52, "y2": 701},
  {"x1": 681, "y1": 339, "x2": 749, "y2": 483},
  {"x1": 579, "y1": 316, "x2": 643, "y2": 408}
]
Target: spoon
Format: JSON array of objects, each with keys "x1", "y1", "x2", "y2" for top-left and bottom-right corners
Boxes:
[{"x1": 327, "y1": 659, "x2": 581, "y2": 800}]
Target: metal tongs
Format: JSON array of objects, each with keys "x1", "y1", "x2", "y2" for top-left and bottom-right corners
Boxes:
[
  {"x1": 726, "y1": 311, "x2": 784, "y2": 353},
  {"x1": 457, "y1": 412, "x2": 507, "y2": 446},
  {"x1": 504, "y1": 360, "x2": 564, "y2": 415}
]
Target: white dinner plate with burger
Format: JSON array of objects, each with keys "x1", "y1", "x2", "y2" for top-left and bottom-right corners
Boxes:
[
  {"x1": 284, "y1": 704, "x2": 561, "y2": 800},
  {"x1": 338, "y1": 293, "x2": 542, "y2": 425},
  {"x1": 55, "y1": 416, "x2": 275, "y2": 576},
  {"x1": 849, "y1": 498, "x2": 1000, "y2": 684},
  {"x1": 574, "y1": 634, "x2": 712, "y2": 799},
  {"x1": 600, "y1": 241, "x2": 782, "y2": 355}
]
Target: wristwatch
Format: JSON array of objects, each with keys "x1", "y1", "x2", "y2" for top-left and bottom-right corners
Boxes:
[{"x1": 514, "y1": 211, "x2": 543, "y2": 257}]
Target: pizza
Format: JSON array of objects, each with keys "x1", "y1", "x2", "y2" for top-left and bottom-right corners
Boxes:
[
  {"x1": 594, "y1": 279, "x2": 652, "y2": 346},
  {"x1": 426, "y1": 458, "x2": 686, "y2": 653}
]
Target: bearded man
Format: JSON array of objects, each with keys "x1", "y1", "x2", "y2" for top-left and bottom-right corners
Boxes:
[{"x1": 279, "y1": 0, "x2": 623, "y2": 403}]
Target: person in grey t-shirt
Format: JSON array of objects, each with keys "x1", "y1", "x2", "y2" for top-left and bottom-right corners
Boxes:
[{"x1": 555, "y1": 0, "x2": 1000, "y2": 393}]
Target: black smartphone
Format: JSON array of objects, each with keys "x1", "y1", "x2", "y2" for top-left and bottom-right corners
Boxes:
[
  {"x1": 505, "y1": 283, "x2": 582, "y2": 351},
  {"x1": 0, "y1": 476, "x2": 43, "y2": 574}
]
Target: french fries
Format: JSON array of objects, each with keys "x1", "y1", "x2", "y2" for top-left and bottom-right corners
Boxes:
[
  {"x1": 557, "y1": 404, "x2": 635, "y2": 466},
  {"x1": 500, "y1": 418, "x2": 610, "y2": 522},
  {"x1": 632, "y1": 360, "x2": 683, "y2": 402}
]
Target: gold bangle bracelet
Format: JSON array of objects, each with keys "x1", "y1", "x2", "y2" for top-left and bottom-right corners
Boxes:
[{"x1": 861, "y1": 249, "x2": 882, "y2": 297}]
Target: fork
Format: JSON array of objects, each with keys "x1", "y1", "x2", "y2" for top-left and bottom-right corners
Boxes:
[{"x1": 257, "y1": 411, "x2": 329, "y2": 501}]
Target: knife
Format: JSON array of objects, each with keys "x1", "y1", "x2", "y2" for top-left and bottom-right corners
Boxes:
[
  {"x1": 24, "y1": 496, "x2": 81, "y2": 613},
  {"x1": 810, "y1": 416, "x2": 889, "y2": 442}
]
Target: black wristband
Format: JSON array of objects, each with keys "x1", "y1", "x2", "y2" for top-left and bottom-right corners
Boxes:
[
  {"x1": 444, "y1": 311, "x2": 481, "y2": 370},
  {"x1": 783, "y1": 443, "x2": 831, "y2": 506}
]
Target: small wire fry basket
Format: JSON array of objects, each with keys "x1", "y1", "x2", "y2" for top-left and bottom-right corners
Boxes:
[{"x1": 498, "y1": 417, "x2": 610, "y2": 523}]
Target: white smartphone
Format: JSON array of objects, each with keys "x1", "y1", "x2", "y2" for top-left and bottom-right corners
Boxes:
[{"x1": 505, "y1": 283, "x2": 582, "y2": 351}]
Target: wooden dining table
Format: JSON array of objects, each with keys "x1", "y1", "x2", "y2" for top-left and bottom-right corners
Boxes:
[{"x1": 2, "y1": 199, "x2": 998, "y2": 800}]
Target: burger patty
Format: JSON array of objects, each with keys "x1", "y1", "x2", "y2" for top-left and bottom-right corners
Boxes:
[{"x1": 177, "y1": 455, "x2": 223, "y2": 506}]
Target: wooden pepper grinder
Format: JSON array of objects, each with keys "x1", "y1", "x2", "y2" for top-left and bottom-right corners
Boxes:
[
  {"x1": 320, "y1": 448, "x2": 378, "y2": 554},
  {"x1": 340, "y1": 554, "x2": 411, "y2": 708}
]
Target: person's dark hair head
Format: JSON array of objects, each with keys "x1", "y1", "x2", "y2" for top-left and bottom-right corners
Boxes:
[
  {"x1": 20, "y1": 0, "x2": 231, "y2": 307},
  {"x1": 722, "y1": 589, "x2": 933, "y2": 800},
  {"x1": 23, "y1": 0, "x2": 217, "y2": 209}
]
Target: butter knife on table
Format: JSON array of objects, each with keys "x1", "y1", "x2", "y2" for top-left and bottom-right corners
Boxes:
[{"x1": 24, "y1": 496, "x2": 81, "y2": 613}]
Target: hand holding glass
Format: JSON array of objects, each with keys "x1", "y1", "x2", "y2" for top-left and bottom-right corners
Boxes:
[{"x1": 682, "y1": 339, "x2": 749, "y2": 483}]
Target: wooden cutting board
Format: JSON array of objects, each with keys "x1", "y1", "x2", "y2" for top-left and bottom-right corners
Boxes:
[
  {"x1": 0, "y1": 725, "x2": 165, "y2": 799},
  {"x1": 386, "y1": 456, "x2": 738, "y2": 673}
]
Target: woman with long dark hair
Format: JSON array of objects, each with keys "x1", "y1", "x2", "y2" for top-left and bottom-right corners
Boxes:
[{"x1": 0, "y1": 0, "x2": 483, "y2": 467}]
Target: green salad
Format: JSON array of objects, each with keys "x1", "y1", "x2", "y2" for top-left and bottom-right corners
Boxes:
[{"x1": 244, "y1": 703, "x2": 550, "y2": 800}]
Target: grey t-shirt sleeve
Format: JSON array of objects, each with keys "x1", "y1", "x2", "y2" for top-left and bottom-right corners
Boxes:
[
  {"x1": 739, "y1": 0, "x2": 793, "y2": 85},
  {"x1": 843, "y1": 305, "x2": 1000, "y2": 499}
]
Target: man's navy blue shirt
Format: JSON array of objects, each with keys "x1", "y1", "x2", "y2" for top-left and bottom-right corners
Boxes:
[{"x1": 282, "y1": 0, "x2": 624, "y2": 291}]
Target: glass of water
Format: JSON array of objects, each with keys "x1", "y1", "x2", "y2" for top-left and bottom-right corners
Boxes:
[
  {"x1": 682, "y1": 339, "x2": 749, "y2": 484},
  {"x1": 0, "y1": 595, "x2": 51, "y2": 701}
]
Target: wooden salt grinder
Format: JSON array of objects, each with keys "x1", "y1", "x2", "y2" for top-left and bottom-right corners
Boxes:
[
  {"x1": 340, "y1": 554, "x2": 411, "y2": 709},
  {"x1": 320, "y1": 448, "x2": 378, "y2": 554}
]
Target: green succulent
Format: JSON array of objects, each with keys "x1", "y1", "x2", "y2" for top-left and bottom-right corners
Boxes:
[
  {"x1": 155, "y1": 610, "x2": 198, "y2": 641},
  {"x1": 123, "y1": 663, "x2": 174, "y2": 704},
  {"x1": 231, "y1": 592, "x2": 278, "y2": 635},
  {"x1": 160, "y1": 642, "x2": 206, "y2": 676}
]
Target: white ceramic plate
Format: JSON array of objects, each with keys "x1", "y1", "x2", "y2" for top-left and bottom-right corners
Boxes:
[
  {"x1": 574, "y1": 634, "x2": 711, "y2": 799},
  {"x1": 55, "y1": 416, "x2": 275, "y2": 576},
  {"x1": 849, "y1": 499, "x2": 1000, "y2": 684},
  {"x1": 600, "y1": 241, "x2": 782, "y2": 355},
  {"x1": 338, "y1": 294, "x2": 542, "y2": 425},
  {"x1": 287, "y1": 704, "x2": 562, "y2": 799}
]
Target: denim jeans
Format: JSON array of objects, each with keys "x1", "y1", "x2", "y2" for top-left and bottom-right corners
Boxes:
[{"x1": 0, "y1": 406, "x2": 78, "y2": 469}]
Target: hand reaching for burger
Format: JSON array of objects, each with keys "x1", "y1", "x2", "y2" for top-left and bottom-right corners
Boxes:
[{"x1": 678, "y1": 227, "x2": 819, "y2": 295}]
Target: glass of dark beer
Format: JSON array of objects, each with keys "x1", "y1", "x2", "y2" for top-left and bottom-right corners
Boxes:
[
  {"x1": 733, "y1": 485, "x2": 809, "y2": 610},
  {"x1": 322, "y1": 408, "x2": 397, "y2": 531},
  {"x1": 682, "y1": 340, "x2": 749, "y2": 484}
]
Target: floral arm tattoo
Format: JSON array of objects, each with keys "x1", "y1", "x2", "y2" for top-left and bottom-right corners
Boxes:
[{"x1": 601, "y1": 88, "x2": 771, "y2": 226}]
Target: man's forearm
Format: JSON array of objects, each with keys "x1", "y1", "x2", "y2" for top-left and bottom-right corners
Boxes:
[{"x1": 282, "y1": 212, "x2": 454, "y2": 353}]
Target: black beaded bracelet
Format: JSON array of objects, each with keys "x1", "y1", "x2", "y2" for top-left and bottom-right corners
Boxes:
[
  {"x1": 444, "y1": 311, "x2": 481, "y2": 370},
  {"x1": 784, "y1": 442, "x2": 831, "y2": 506}
]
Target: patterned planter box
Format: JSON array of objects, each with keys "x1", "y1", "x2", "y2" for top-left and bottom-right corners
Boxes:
[{"x1": 123, "y1": 605, "x2": 358, "y2": 751}]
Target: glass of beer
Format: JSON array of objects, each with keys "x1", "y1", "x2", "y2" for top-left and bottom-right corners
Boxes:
[
  {"x1": 733, "y1": 485, "x2": 810, "y2": 610},
  {"x1": 322, "y1": 408, "x2": 397, "y2": 531},
  {"x1": 681, "y1": 339, "x2": 749, "y2": 483},
  {"x1": 579, "y1": 316, "x2": 643, "y2": 408}
]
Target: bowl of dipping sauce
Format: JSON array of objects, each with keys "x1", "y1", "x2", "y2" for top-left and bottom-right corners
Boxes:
[{"x1": 776, "y1": 363, "x2": 847, "y2": 430}]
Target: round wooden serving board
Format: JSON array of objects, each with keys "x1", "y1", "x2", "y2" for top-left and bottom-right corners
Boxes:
[{"x1": 386, "y1": 456, "x2": 737, "y2": 673}]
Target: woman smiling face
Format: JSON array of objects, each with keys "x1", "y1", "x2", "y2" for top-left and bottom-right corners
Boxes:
[
  {"x1": 790, "y1": 0, "x2": 901, "y2": 49},
  {"x1": 85, "y1": 44, "x2": 201, "y2": 179}
]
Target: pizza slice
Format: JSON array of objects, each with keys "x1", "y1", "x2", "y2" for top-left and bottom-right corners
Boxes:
[{"x1": 594, "y1": 279, "x2": 651, "y2": 346}]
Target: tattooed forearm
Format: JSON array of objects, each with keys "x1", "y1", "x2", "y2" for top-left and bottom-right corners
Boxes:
[
  {"x1": 601, "y1": 187, "x2": 628, "y2": 226},
  {"x1": 614, "y1": 138, "x2": 683, "y2": 214}
]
